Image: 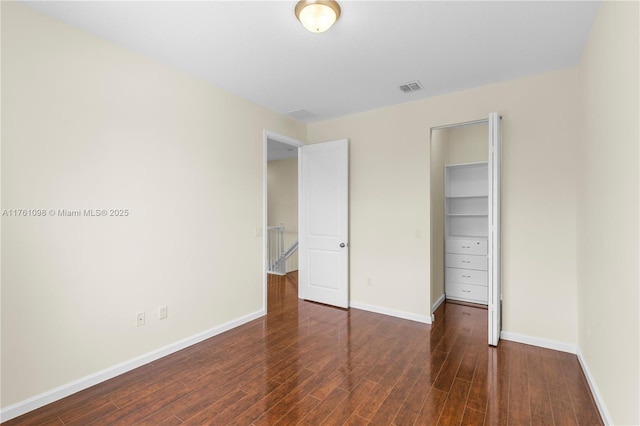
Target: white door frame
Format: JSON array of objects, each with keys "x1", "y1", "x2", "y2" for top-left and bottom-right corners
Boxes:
[
  {"x1": 487, "y1": 112, "x2": 502, "y2": 346},
  {"x1": 262, "y1": 130, "x2": 304, "y2": 312}
]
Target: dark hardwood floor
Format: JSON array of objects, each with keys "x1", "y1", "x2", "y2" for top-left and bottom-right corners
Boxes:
[{"x1": 4, "y1": 272, "x2": 602, "y2": 425}]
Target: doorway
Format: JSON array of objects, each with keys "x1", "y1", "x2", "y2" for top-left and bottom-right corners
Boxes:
[
  {"x1": 263, "y1": 132, "x2": 350, "y2": 312},
  {"x1": 430, "y1": 114, "x2": 502, "y2": 346},
  {"x1": 263, "y1": 131, "x2": 303, "y2": 312}
]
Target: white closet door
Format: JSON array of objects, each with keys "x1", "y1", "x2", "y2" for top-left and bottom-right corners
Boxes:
[{"x1": 487, "y1": 112, "x2": 502, "y2": 346}]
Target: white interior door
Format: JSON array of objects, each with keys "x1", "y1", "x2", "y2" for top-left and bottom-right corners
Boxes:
[
  {"x1": 298, "y1": 139, "x2": 349, "y2": 308},
  {"x1": 487, "y1": 112, "x2": 502, "y2": 346}
]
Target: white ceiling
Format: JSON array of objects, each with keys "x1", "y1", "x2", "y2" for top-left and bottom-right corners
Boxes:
[
  {"x1": 22, "y1": 1, "x2": 600, "y2": 123},
  {"x1": 267, "y1": 138, "x2": 299, "y2": 161}
]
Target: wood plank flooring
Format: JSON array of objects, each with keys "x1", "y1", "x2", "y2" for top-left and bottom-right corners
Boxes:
[{"x1": 3, "y1": 272, "x2": 602, "y2": 425}]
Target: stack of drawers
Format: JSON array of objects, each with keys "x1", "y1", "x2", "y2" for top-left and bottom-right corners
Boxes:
[{"x1": 445, "y1": 238, "x2": 488, "y2": 304}]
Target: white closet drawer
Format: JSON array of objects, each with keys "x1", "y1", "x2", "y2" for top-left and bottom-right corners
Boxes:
[
  {"x1": 445, "y1": 238, "x2": 487, "y2": 255},
  {"x1": 445, "y1": 254, "x2": 487, "y2": 271},
  {"x1": 446, "y1": 282, "x2": 488, "y2": 303},
  {"x1": 446, "y1": 267, "x2": 487, "y2": 286}
]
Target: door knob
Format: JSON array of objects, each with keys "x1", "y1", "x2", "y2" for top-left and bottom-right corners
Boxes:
[{"x1": 340, "y1": 243, "x2": 346, "y2": 248}]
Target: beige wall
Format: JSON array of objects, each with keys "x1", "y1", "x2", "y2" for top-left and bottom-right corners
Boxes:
[
  {"x1": 308, "y1": 67, "x2": 580, "y2": 342},
  {"x1": 267, "y1": 158, "x2": 299, "y2": 272},
  {"x1": 446, "y1": 124, "x2": 488, "y2": 165},
  {"x1": 429, "y1": 130, "x2": 447, "y2": 309},
  {"x1": 577, "y1": 1, "x2": 639, "y2": 424},
  {"x1": 1, "y1": 3, "x2": 305, "y2": 408}
]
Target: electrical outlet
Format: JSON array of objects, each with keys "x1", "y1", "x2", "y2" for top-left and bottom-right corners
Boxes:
[
  {"x1": 136, "y1": 312, "x2": 145, "y2": 327},
  {"x1": 159, "y1": 305, "x2": 168, "y2": 320}
]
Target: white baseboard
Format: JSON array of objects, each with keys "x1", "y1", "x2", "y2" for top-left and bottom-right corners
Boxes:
[
  {"x1": 500, "y1": 330, "x2": 576, "y2": 354},
  {"x1": 349, "y1": 301, "x2": 432, "y2": 324},
  {"x1": 0, "y1": 309, "x2": 265, "y2": 423},
  {"x1": 431, "y1": 293, "x2": 446, "y2": 314},
  {"x1": 576, "y1": 348, "x2": 613, "y2": 425}
]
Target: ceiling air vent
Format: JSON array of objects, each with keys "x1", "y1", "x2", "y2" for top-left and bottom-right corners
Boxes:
[
  {"x1": 399, "y1": 81, "x2": 423, "y2": 93},
  {"x1": 287, "y1": 109, "x2": 314, "y2": 120}
]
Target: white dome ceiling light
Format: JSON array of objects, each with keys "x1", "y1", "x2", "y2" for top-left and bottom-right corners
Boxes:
[{"x1": 295, "y1": 0, "x2": 341, "y2": 33}]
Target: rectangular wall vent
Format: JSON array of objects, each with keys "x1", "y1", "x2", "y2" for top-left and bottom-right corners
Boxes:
[{"x1": 399, "y1": 81, "x2": 423, "y2": 93}]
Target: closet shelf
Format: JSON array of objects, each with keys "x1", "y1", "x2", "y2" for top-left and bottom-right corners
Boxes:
[
  {"x1": 447, "y1": 234, "x2": 488, "y2": 240},
  {"x1": 445, "y1": 194, "x2": 488, "y2": 199}
]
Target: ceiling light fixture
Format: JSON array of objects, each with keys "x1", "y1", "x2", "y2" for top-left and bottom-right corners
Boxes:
[{"x1": 295, "y1": 0, "x2": 341, "y2": 33}]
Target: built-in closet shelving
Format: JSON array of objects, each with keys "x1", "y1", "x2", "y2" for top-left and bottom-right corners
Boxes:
[{"x1": 444, "y1": 162, "x2": 488, "y2": 305}]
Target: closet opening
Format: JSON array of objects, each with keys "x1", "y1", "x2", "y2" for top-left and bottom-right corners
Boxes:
[{"x1": 430, "y1": 114, "x2": 502, "y2": 346}]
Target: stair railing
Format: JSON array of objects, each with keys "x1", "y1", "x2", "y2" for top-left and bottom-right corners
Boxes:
[{"x1": 266, "y1": 224, "x2": 298, "y2": 275}]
